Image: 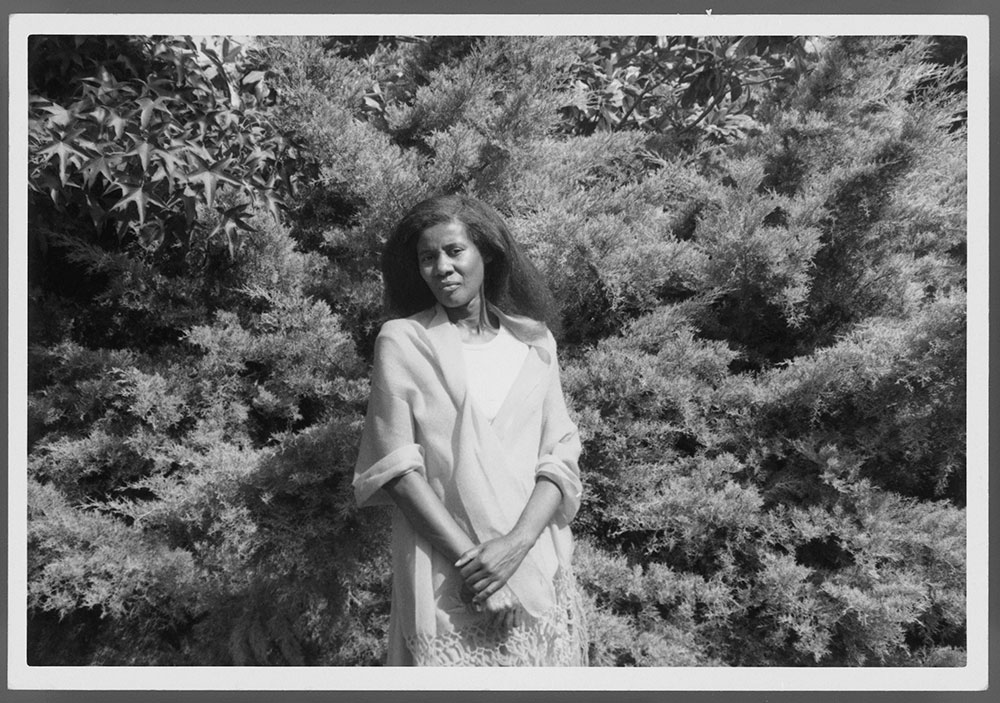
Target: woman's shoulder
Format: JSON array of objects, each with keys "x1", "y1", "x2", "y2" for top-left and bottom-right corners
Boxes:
[
  {"x1": 378, "y1": 308, "x2": 435, "y2": 335},
  {"x1": 493, "y1": 307, "x2": 554, "y2": 351},
  {"x1": 375, "y1": 308, "x2": 437, "y2": 356}
]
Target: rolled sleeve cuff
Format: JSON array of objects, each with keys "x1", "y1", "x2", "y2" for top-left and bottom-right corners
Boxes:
[
  {"x1": 353, "y1": 443, "x2": 425, "y2": 508},
  {"x1": 535, "y1": 458, "x2": 582, "y2": 524}
]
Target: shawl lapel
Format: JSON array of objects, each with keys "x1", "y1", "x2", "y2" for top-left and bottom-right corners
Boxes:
[
  {"x1": 490, "y1": 348, "x2": 547, "y2": 441},
  {"x1": 421, "y1": 304, "x2": 469, "y2": 410}
]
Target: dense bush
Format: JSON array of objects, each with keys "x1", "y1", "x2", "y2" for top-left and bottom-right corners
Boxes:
[{"x1": 26, "y1": 34, "x2": 967, "y2": 667}]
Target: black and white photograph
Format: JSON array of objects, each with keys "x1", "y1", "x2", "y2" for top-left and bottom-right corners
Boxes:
[{"x1": 6, "y1": 9, "x2": 990, "y2": 693}]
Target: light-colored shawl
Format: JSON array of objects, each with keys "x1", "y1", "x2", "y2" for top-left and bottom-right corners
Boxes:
[{"x1": 353, "y1": 304, "x2": 582, "y2": 617}]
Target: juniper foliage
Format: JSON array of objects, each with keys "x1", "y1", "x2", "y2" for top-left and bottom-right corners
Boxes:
[{"x1": 26, "y1": 35, "x2": 967, "y2": 666}]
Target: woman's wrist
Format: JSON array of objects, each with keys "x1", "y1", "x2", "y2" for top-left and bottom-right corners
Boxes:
[
  {"x1": 505, "y1": 477, "x2": 562, "y2": 552},
  {"x1": 505, "y1": 526, "x2": 538, "y2": 555}
]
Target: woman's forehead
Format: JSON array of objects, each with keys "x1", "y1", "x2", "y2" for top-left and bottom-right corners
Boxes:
[{"x1": 416, "y1": 220, "x2": 471, "y2": 250}]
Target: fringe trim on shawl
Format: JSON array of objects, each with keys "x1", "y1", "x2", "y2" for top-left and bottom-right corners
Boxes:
[{"x1": 405, "y1": 570, "x2": 588, "y2": 667}]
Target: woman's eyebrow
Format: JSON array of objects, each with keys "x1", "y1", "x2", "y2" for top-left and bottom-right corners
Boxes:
[{"x1": 417, "y1": 240, "x2": 461, "y2": 253}]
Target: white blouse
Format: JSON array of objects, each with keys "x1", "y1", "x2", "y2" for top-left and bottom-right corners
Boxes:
[{"x1": 461, "y1": 324, "x2": 530, "y2": 421}]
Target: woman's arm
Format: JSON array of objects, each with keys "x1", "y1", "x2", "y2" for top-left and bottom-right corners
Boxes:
[
  {"x1": 383, "y1": 470, "x2": 477, "y2": 564},
  {"x1": 532, "y1": 343, "x2": 583, "y2": 525},
  {"x1": 386, "y1": 471, "x2": 526, "y2": 621},
  {"x1": 456, "y1": 476, "x2": 563, "y2": 605}
]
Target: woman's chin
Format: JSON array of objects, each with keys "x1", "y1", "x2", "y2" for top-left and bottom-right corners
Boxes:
[{"x1": 436, "y1": 292, "x2": 477, "y2": 310}]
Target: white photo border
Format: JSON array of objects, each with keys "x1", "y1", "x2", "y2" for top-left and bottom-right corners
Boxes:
[{"x1": 7, "y1": 12, "x2": 990, "y2": 692}]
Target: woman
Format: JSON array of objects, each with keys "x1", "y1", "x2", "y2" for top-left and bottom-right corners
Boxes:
[{"x1": 353, "y1": 194, "x2": 588, "y2": 666}]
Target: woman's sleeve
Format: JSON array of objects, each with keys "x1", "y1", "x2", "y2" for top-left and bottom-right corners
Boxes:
[
  {"x1": 353, "y1": 329, "x2": 426, "y2": 508},
  {"x1": 534, "y1": 341, "x2": 583, "y2": 524}
]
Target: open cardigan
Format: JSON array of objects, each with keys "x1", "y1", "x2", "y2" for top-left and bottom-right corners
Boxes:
[{"x1": 353, "y1": 304, "x2": 586, "y2": 665}]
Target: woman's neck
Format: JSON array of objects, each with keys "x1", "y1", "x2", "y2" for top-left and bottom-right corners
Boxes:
[{"x1": 445, "y1": 298, "x2": 499, "y2": 342}]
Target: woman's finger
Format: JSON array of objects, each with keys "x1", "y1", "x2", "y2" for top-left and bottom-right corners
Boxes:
[
  {"x1": 475, "y1": 583, "x2": 507, "y2": 606},
  {"x1": 454, "y1": 546, "x2": 480, "y2": 568},
  {"x1": 459, "y1": 559, "x2": 497, "y2": 581},
  {"x1": 471, "y1": 578, "x2": 496, "y2": 601},
  {"x1": 458, "y1": 560, "x2": 485, "y2": 580},
  {"x1": 472, "y1": 577, "x2": 500, "y2": 597}
]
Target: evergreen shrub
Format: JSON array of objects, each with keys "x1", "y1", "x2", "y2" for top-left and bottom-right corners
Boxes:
[{"x1": 27, "y1": 34, "x2": 967, "y2": 667}]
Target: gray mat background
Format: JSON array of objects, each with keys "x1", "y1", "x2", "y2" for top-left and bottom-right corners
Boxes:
[{"x1": 3, "y1": 1, "x2": 995, "y2": 699}]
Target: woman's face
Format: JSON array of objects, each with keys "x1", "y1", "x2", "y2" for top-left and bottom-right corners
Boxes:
[{"x1": 416, "y1": 220, "x2": 488, "y2": 311}]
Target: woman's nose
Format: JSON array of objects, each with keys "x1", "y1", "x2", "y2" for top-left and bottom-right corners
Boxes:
[{"x1": 432, "y1": 254, "x2": 453, "y2": 275}]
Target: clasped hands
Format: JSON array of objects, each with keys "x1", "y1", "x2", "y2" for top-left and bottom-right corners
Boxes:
[{"x1": 455, "y1": 533, "x2": 531, "y2": 630}]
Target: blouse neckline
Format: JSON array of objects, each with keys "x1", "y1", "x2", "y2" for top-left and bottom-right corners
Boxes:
[{"x1": 432, "y1": 302, "x2": 550, "y2": 349}]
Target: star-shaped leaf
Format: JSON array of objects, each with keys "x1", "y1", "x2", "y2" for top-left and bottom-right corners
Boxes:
[
  {"x1": 187, "y1": 154, "x2": 240, "y2": 208},
  {"x1": 136, "y1": 95, "x2": 173, "y2": 130},
  {"x1": 110, "y1": 184, "x2": 165, "y2": 225},
  {"x1": 80, "y1": 152, "x2": 118, "y2": 188},
  {"x1": 36, "y1": 128, "x2": 90, "y2": 185}
]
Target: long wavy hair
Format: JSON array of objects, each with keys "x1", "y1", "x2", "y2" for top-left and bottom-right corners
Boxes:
[{"x1": 381, "y1": 194, "x2": 561, "y2": 335}]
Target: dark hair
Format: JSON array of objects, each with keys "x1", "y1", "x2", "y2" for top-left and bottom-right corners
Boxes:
[{"x1": 381, "y1": 194, "x2": 561, "y2": 335}]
